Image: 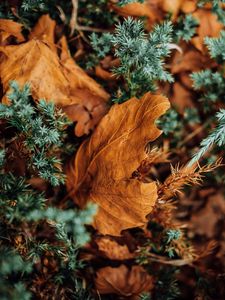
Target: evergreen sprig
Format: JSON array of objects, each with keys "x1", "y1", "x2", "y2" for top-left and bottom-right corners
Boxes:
[
  {"x1": 118, "y1": 0, "x2": 144, "y2": 6},
  {"x1": 112, "y1": 17, "x2": 173, "y2": 101},
  {"x1": 0, "y1": 81, "x2": 69, "y2": 186},
  {"x1": 90, "y1": 17, "x2": 173, "y2": 102},
  {"x1": 175, "y1": 14, "x2": 199, "y2": 42},
  {"x1": 190, "y1": 109, "x2": 225, "y2": 163},
  {"x1": 0, "y1": 81, "x2": 97, "y2": 299},
  {"x1": 205, "y1": 31, "x2": 225, "y2": 63}
]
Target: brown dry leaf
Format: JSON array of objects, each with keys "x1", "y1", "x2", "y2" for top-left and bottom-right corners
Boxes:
[
  {"x1": 181, "y1": 0, "x2": 197, "y2": 13},
  {"x1": 110, "y1": 0, "x2": 163, "y2": 28},
  {"x1": 191, "y1": 8, "x2": 223, "y2": 52},
  {"x1": 0, "y1": 40, "x2": 71, "y2": 105},
  {"x1": 95, "y1": 264, "x2": 154, "y2": 296},
  {"x1": 0, "y1": 28, "x2": 109, "y2": 136},
  {"x1": 189, "y1": 193, "x2": 225, "y2": 238},
  {"x1": 162, "y1": 0, "x2": 182, "y2": 21},
  {"x1": 59, "y1": 36, "x2": 110, "y2": 136},
  {"x1": 29, "y1": 14, "x2": 57, "y2": 52},
  {"x1": 0, "y1": 19, "x2": 25, "y2": 45},
  {"x1": 66, "y1": 93, "x2": 170, "y2": 235},
  {"x1": 171, "y1": 82, "x2": 194, "y2": 112},
  {"x1": 171, "y1": 47, "x2": 215, "y2": 74},
  {"x1": 96, "y1": 237, "x2": 134, "y2": 260},
  {"x1": 95, "y1": 65, "x2": 115, "y2": 81}
]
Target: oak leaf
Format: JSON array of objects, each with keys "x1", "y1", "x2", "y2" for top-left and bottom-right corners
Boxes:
[
  {"x1": 95, "y1": 264, "x2": 154, "y2": 296},
  {"x1": 66, "y1": 93, "x2": 170, "y2": 235}
]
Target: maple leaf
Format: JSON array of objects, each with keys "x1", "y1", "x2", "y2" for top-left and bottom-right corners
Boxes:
[
  {"x1": 95, "y1": 264, "x2": 154, "y2": 296},
  {"x1": 67, "y1": 93, "x2": 170, "y2": 235}
]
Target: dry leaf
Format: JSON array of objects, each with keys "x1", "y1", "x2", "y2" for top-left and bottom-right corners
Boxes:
[
  {"x1": 162, "y1": 0, "x2": 182, "y2": 20},
  {"x1": 95, "y1": 264, "x2": 154, "y2": 296},
  {"x1": 0, "y1": 19, "x2": 25, "y2": 45},
  {"x1": 58, "y1": 36, "x2": 110, "y2": 136},
  {"x1": 110, "y1": 0, "x2": 163, "y2": 28},
  {"x1": 171, "y1": 47, "x2": 215, "y2": 74},
  {"x1": 0, "y1": 40, "x2": 70, "y2": 105},
  {"x1": 95, "y1": 65, "x2": 115, "y2": 81},
  {"x1": 189, "y1": 193, "x2": 225, "y2": 238},
  {"x1": 67, "y1": 93, "x2": 170, "y2": 235},
  {"x1": 29, "y1": 14, "x2": 57, "y2": 52},
  {"x1": 96, "y1": 237, "x2": 134, "y2": 260},
  {"x1": 171, "y1": 82, "x2": 194, "y2": 112},
  {"x1": 181, "y1": 0, "x2": 197, "y2": 13},
  {"x1": 191, "y1": 8, "x2": 223, "y2": 52},
  {"x1": 0, "y1": 25, "x2": 109, "y2": 136}
]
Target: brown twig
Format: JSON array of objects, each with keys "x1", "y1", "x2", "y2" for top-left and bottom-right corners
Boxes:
[{"x1": 70, "y1": 0, "x2": 109, "y2": 36}]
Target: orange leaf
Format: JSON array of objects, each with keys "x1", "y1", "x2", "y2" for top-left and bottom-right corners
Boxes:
[
  {"x1": 191, "y1": 8, "x2": 223, "y2": 52},
  {"x1": 0, "y1": 30, "x2": 109, "y2": 136},
  {"x1": 95, "y1": 264, "x2": 154, "y2": 296},
  {"x1": 171, "y1": 47, "x2": 216, "y2": 74},
  {"x1": 96, "y1": 237, "x2": 134, "y2": 260},
  {"x1": 181, "y1": 0, "x2": 197, "y2": 13},
  {"x1": 110, "y1": 1, "x2": 163, "y2": 28},
  {"x1": 29, "y1": 14, "x2": 57, "y2": 53},
  {"x1": 0, "y1": 40, "x2": 70, "y2": 105},
  {"x1": 162, "y1": 0, "x2": 182, "y2": 21},
  {"x1": 0, "y1": 19, "x2": 25, "y2": 45},
  {"x1": 67, "y1": 93, "x2": 170, "y2": 235},
  {"x1": 58, "y1": 36, "x2": 110, "y2": 136}
]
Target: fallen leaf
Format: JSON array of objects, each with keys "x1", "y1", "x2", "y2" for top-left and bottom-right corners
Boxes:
[
  {"x1": 171, "y1": 82, "x2": 194, "y2": 112},
  {"x1": 95, "y1": 264, "x2": 154, "y2": 296},
  {"x1": 189, "y1": 193, "x2": 225, "y2": 238},
  {"x1": 0, "y1": 40, "x2": 70, "y2": 105},
  {"x1": 58, "y1": 36, "x2": 110, "y2": 136},
  {"x1": 95, "y1": 65, "x2": 115, "y2": 81},
  {"x1": 0, "y1": 31, "x2": 109, "y2": 136},
  {"x1": 66, "y1": 93, "x2": 170, "y2": 235},
  {"x1": 191, "y1": 8, "x2": 223, "y2": 52},
  {"x1": 110, "y1": 0, "x2": 163, "y2": 28},
  {"x1": 96, "y1": 237, "x2": 134, "y2": 260},
  {"x1": 0, "y1": 19, "x2": 25, "y2": 45},
  {"x1": 171, "y1": 47, "x2": 215, "y2": 74},
  {"x1": 162, "y1": 0, "x2": 182, "y2": 21},
  {"x1": 29, "y1": 14, "x2": 57, "y2": 52},
  {"x1": 181, "y1": 0, "x2": 197, "y2": 13}
]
